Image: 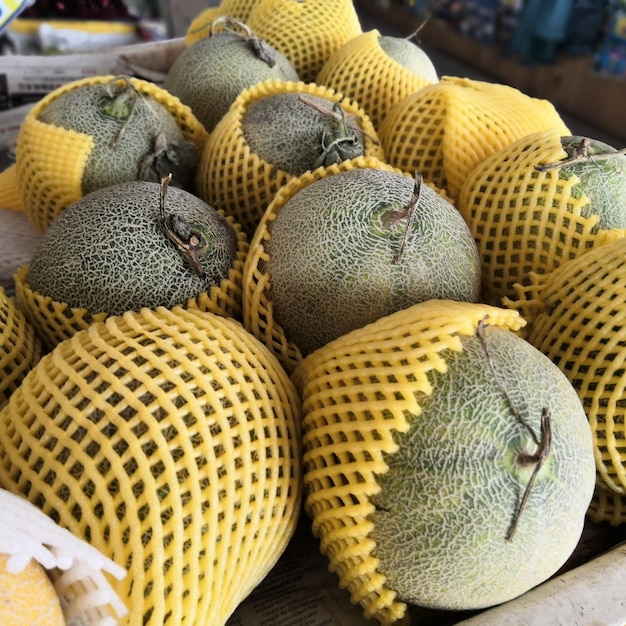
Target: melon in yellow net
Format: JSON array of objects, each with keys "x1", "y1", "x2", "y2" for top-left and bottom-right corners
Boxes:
[
  {"x1": 0, "y1": 305, "x2": 302, "y2": 626},
  {"x1": 459, "y1": 129, "x2": 626, "y2": 306},
  {"x1": 246, "y1": 0, "x2": 362, "y2": 84},
  {"x1": 292, "y1": 299, "x2": 595, "y2": 622},
  {"x1": 506, "y1": 236, "x2": 626, "y2": 496},
  {"x1": 196, "y1": 78, "x2": 384, "y2": 240},
  {"x1": 378, "y1": 76, "x2": 570, "y2": 201},
  {"x1": 316, "y1": 29, "x2": 438, "y2": 131}
]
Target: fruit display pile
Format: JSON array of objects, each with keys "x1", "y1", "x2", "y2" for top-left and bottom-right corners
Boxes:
[{"x1": 0, "y1": 1, "x2": 625, "y2": 624}]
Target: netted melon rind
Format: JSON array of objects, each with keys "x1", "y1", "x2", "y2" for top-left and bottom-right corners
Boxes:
[
  {"x1": 458, "y1": 128, "x2": 626, "y2": 306},
  {"x1": 184, "y1": 6, "x2": 223, "y2": 46},
  {"x1": 291, "y1": 300, "x2": 525, "y2": 626},
  {"x1": 247, "y1": 0, "x2": 362, "y2": 84},
  {"x1": 587, "y1": 483, "x2": 626, "y2": 527},
  {"x1": 196, "y1": 78, "x2": 384, "y2": 240},
  {"x1": 14, "y1": 214, "x2": 248, "y2": 352},
  {"x1": 16, "y1": 75, "x2": 209, "y2": 235},
  {"x1": 0, "y1": 305, "x2": 302, "y2": 626},
  {"x1": 506, "y1": 237, "x2": 626, "y2": 494},
  {"x1": 316, "y1": 29, "x2": 437, "y2": 131},
  {"x1": 242, "y1": 155, "x2": 407, "y2": 375},
  {"x1": 0, "y1": 287, "x2": 41, "y2": 408},
  {"x1": 379, "y1": 76, "x2": 570, "y2": 201}
]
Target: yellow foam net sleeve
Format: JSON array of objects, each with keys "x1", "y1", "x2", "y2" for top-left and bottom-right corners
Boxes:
[
  {"x1": 246, "y1": 0, "x2": 362, "y2": 84},
  {"x1": 378, "y1": 76, "x2": 570, "y2": 202},
  {"x1": 243, "y1": 155, "x2": 410, "y2": 376},
  {"x1": 587, "y1": 484, "x2": 626, "y2": 527},
  {"x1": 12, "y1": 75, "x2": 208, "y2": 235},
  {"x1": 316, "y1": 29, "x2": 437, "y2": 132},
  {"x1": 291, "y1": 299, "x2": 525, "y2": 626},
  {"x1": 13, "y1": 214, "x2": 248, "y2": 353},
  {"x1": 0, "y1": 166, "x2": 23, "y2": 212},
  {"x1": 0, "y1": 305, "x2": 303, "y2": 626},
  {"x1": 196, "y1": 78, "x2": 385, "y2": 240},
  {"x1": 459, "y1": 129, "x2": 626, "y2": 307},
  {"x1": 505, "y1": 237, "x2": 626, "y2": 495},
  {"x1": 0, "y1": 287, "x2": 41, "y2": 409}
]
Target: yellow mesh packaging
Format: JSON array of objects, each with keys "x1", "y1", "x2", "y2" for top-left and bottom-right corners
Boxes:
[
  {"x1": 378, "y1": 76, "x2": 569, "y2": 201},
  {"x1": 4, "y1": 75, "x2": 208, "y2": 235},
  {"x1": 0, "y1": 305, "x2": 303, "y2": 626},
  {"x1": 506, "y1": 237, "x2": 626, "y2": 495},
  {"x1": 0, "y1": 288, "x2": 41, "y2": 409},
  {"x1": 316, "y1": 29, "x2": 437, "y2": 131},
  {"x1": 459, "y1": 129, "x2": 626, "y2": 306},
  {"x1": 242, "y1": 155, "x2": 403, "y2": 375},
  {"x1": 246, "y1": 0, "x2": 362, "y2": 84},
  {"x1": 587, "y1": 484, "x2": 626, "y2": 527},
  {"x1": 291, "y1": 299, "x2": 525, "y2": 625},
  {"x1": 13, "y1": 214, "x2": 248, "y2": 352},
  {"x1": 196, "y1": 78, "x2": 384, "y2": 240}
]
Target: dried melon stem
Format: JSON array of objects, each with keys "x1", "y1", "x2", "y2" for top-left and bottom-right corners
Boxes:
[
  {"x1": 535, "y1": 136, "x2": 626, "y2": 172},
  {"x1": 476, "y1": 318, "x2": 552, "y2": 542},
  {"x1": 209, "y1": 16, "x2": 276, "y2": 67},
  {"x1": 159, "y1": 174, "x2": 208, "y2": 277}
]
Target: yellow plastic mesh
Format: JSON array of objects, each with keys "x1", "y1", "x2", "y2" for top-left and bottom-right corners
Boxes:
[
  {"x1": 242, "y1": 155, "x2": 409, "y2": 376},
  {"x1": 184, "y1": 6, "x2": 223, "y2": 45},
  {"x1": 587, "y1": 484, "x2": 626, "y2": 527},
  {"x1": 379, "y1": 76, "x2": 570, "y2": 202},
  {"x1": 0, "y1": 305, "x2": 303, "y2": 626},
  {"x1": 219, "y1": 0, "x2": 264, "y2": 24},
  {"x1": 246, "y1": 0, "x2": 362, "y2": 84},
  {"x1": 459, "y1": 129, "x2": 626, "y2": 306},
  {"x1": 0, "y1": 287, "x2": 41, "y2": 408},
  {"x1": 14, "y1": 75, "x2": 209, "y2": 235},
  {"x1": 506, "y1": 237, "x2": 626, "y2": 495},
  {"x1": 196, "y1": 78, "x2": 385, "y2": 240},
  {"x1": 0, "y1": 166, "x2": 23, "y2": 212},
  {"x1": 316, "y1": 29, "x2": 437, "y2": 131},
  {"x1": 14, "y1": 215, "x2": 248, "y2": 352},
  {"x1": 291, "y1": 299, "x2": 525, "y2": 626}
]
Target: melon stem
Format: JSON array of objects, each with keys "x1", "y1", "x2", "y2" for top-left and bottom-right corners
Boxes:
[
  {"x1": 476, "y1": 318, "x2": 553, "y2": 542},
  {"x1": 391, "y1": 172, "x2": 422, "y2": 264},
  {"x1": 209, "y1": 16, "x2": 276, "y2": 67},
  {"x1": 159, "y1": 174, "x2": 207, "y2": 277},
  {"x1": 535, "y1": 136, "x2": 626, "y2": 172}
]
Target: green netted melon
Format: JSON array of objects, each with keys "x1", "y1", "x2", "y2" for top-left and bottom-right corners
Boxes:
[
  {"x1": 242, "y1": 92, "x2": 367, "y2": 177},
  {"x1": 378, "y1": 35, "x2": 438, "y2": 83},
  {"x1": 262, "y1": 167, "x2": 481, "y2": 356},
  {"x1": 369, "y1": 323, "x2": 595, "y2": 610},
  {"x1": 37, "y1": 77, "x2": 199, "y2": 193},
  {"x1": 164, "y1": 17, "x2": 299, "y2": 133},
  {"x1": 26, "y1": 180, "x2": 238, "y2": 317}
]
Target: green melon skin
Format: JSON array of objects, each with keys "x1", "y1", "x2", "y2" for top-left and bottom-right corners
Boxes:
[
  {"x1": 369, "y1": 325, "x2": 595, "y2": 611},
  {"x1": 557, "y1": 136, "x2": 626, "y2": 230},
  {"x1": 163, "y1": 30, "x2": 299, "y2": 133},
  {"x1": 263, "y1": 168, "x2": 481, "y2": 356},
  {"x1": 37, "y1": 81, "x2": 199, "y2": 193},
  {"x1": 242, "y1": 92, "x2": 366, "y2": 176},
  {"x1": 378, "y1": 35, "x2": 438, "y2": 83},
  {"x1": 27, "y1": 181, "x2": 238, "y2": 317}
]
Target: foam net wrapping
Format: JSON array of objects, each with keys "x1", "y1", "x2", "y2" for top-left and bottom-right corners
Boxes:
[
  {"x1": 0, "y1": 305, "x2": 303, "y2": 626},
  {"x1": 242, "y1": 155, "x2": 403, "y2": 376},
  {"x1": 316, "y1": 29, "x2": 437, "y2": 132},
  {"x1": 0, "y1": 287, "x2": 41, "y2": 409},
  {"x1": 378, "y1": 76, "x2": 570, "y2": 202},
  {"x1": 587, "y1": 483, "x2": 626, "y2": 527},
  {"x1": 506, "y1": 237, "x2": 626, "y2": 495},
  {"x1": 246, "y1": 0, "x2": 363, "y2": 84},
  {"x1": 13, "y1": 214, "x2": 248, "y2": 353},
  {"x1": 196, "y1": 78, "x2": 385, "y2": 240},
  {"x1": 291, "y1": 300, "x2": 524, "y2": 626},
  {"x1": 11, "y1": 75, "x2": 208, "y2": 235},
  {"x1": 458, "y1": 129, "x2": 626, "y2": 306}
]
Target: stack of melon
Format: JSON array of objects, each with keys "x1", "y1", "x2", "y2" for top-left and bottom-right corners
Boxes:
[{"x1": 0, "y1": 0, "x2": 624, "y2": 624}]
